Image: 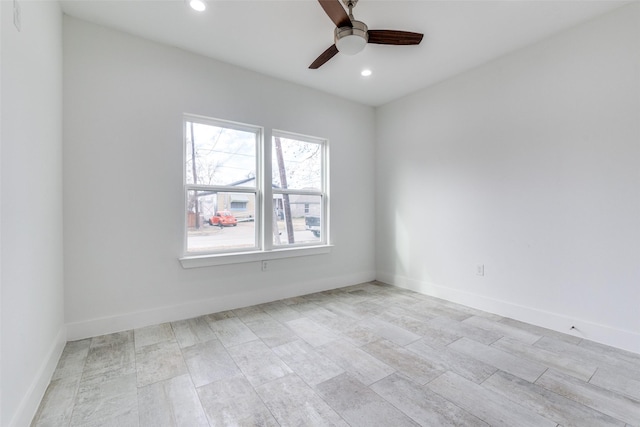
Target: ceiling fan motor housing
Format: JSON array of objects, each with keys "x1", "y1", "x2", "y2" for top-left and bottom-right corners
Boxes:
[
  {"x1": 334, "y1": 20, "x2": 368, "y2": 55},
  {"x1": 310, "y1": 0, "x2": 423, "y2": 69}
]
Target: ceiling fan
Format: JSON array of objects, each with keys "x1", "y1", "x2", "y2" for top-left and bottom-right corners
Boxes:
[{"x1": 309, "y1": 0, "x2": 424, "y2": 69}]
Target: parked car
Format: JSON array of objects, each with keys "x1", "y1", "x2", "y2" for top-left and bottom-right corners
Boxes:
[
  {"x1": 209, "y1": 211, "x2": 238, "y2": 227},
  {"x1": 305, "y1": 215, "x2": 321, "y2": 238}
]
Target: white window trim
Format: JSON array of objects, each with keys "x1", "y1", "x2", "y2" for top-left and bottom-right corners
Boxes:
[
  {"x1": 181, "y1": 118, "x2": 331, "y2": 268},
  {"x1": 179, "y1": 244, "x2": 333, "y2": 268}
]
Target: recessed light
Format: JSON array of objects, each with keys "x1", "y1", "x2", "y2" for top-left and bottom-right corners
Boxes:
[
  {"x1": 361, "y1": 69, "x2": 372, "y2": 77},
  {"x1": 189, "y1": 0, "x2": 206, "y2": 12}
]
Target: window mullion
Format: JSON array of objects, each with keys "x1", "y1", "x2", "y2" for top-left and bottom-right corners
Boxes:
[
  {"x1": 262, "y1": 129, "x2": 273, "y2": 251},
  {"x1": 186, "y1": 185, "x2": 257, "y2": 193},
  {"x1": 273, "y1": 189, "x2": 323, "y2": 197}
]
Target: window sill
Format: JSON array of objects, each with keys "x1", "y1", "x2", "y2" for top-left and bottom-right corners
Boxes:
[{"x1": 179, "y1": 245, "x2": 333, "y2": 269}]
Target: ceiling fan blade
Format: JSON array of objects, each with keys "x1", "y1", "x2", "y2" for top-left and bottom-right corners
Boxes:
[
  {"x1": 309, "y1": 44, "x2": 339, "y2": 69},
  {"x1": 367, "y1": 30, "x2": 424, "y2": 45},
  {"x1": 318, "y1": 0, "x2": 352, "y2": 28}
]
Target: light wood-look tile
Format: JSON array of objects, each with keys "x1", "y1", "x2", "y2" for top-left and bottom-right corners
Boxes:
[
  {"x1": 170, "y1": 316, "x2": 217, "y2": 349},
  {"x1": 362, "y1": 339, "x2": 443, "y2": 385},
  {"x1": 428, "y1": 371, "x2": 557, "y2": 427},
  {"x1": 31, "y1": 375, "x2": 81, "y2": 426},
  {"x1": 337, "y1": 323, "x2": 383, "y2": 347},
  {"x1": 285, "y1": 317, "x2": 341, "y2": 347},
  {"x1": 138, "y1": 374, "x2": 208, "y2": 426},
  {"x1": 376, "y1": 310, "x2": 444, "y2": 338},
  {"x1": 428, "y1": 316, "x2": 502, "y2": 345},
  {"x1": 232, "y1": 304, "x2": 268, "y2": 322},
  {"x1": 536, "y1": 336, "x2": 640, "y2": 378},
  {"x1": 135, "y1": 340, "x2": 188, "y2": 387},
  {"x1": 322, "y1": 300, "x2": 374, "y2": 321},
  {"x1": 259, "y1": 300, "x2": 304, "y2": 323},
  {"x1": 401, "y1": 299, "x2": 471, "y2": 322},
  {"x1": 406, "y1": 338, "x2": 497, "y2": 384},
  {"x1": 498, "y1": 317, "x2": 582, "y2": 345},
  {"x1": 304, "y1": 306, "x2": 358, "y2": 334},
  {"x1": 243, "y1": 313, "x2": 298, "y2": 348},
  {"x1": 83, "y1": 331, "x2": 135, "y2": 377},
  {"x1": 358, "y1": 316, "x2": 422, "y2": 346},
  {"x1": 317, "y1": 339, "x2": 395, "y2": 386},
  {"x1": 579, "y1": 339, "x2": 640, "y2": 367},
  {"x1": 370, "y1": 373, "x2": 489, "y2": 426},
  {"x1": 134, "y1": 323, "x2": 175, "y2": 349},
  {"x1": 315, "y1": 373, "x2": 420, "y2": 427},
  {"x1": 32, "y1": 282, "x2": 640, "y2": 427},
  {"x1": 226, "y1": 339, "x2": 293, "y2": 387},
  {"x1": 483, "y1": 370, "x2": 625, "y2": 427},
  {"x1": 536, "y1": 369, "x2": 640, "y2": 425},
  {"x1": 272, "y1": 340, "x2": 344, "y2": 386},
  {"x1": 206, "y1": 316, "x2": 259, "y2": 348},
  {"x1": 181, "y1": 339, "x2": 241, "y2": 388},
  {"x1": 589, "y1": 365, "x2": 640, "y2": 401},
  {"x1": 448, "y1": 337, "x2": 547, "y2": 382},
  {"x1": 461, "y1": 315, "x2": 542, "y2": 345},
  {"x1": 197, "y1": 375, "x2": 278, "y2": 426},
  {"x1": 71, "y1": 365, "x2": 138, "y2": 426},
  {"x1": 491, "y1": 336, "x2": 597, "y2": 381},
  {"x1": 256, "y1": 374, "x2": 347, "y2": 426},
  {"x1": 51, "y1": 339, "x2": 91, "y2": 381}
]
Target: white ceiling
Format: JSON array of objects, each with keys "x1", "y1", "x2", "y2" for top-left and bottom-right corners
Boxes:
[{"x1": 60, "y1": 0, "x2": 627, "y2": 106}]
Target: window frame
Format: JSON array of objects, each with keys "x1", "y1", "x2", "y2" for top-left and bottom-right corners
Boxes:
[
  {"x1": 270, "y1": 129, "x2": 329, "y2": 249},
  {"x1": 182, "y1": 114, "x2": 262, "y2": 256},
  {"x1": 180, "y1": 116, "x2": 331, "y2": 268}
]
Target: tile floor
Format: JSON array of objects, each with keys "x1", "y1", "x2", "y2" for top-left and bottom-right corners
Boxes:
[{"x1": 32, "y1": 282, "x2": 640, "y2": 426}]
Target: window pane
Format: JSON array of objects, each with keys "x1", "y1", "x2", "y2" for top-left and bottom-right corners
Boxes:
[
  {"x1": 272, "y1": 136, "x2": 321, "y2": 191},
  {"x1": 273, "y1": 194, "x2": 322, "y2": 246},
  {"x1": 187, "y1": 190, "x2": 256, "y2": 253},
  {"x1": 186, "y1": 121, "x2": 257, "y2": 187}
]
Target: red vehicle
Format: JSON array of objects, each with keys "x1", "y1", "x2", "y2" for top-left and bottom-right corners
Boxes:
[{"x1": 209, "y1": 211, "x2": 238, "y2": 227}]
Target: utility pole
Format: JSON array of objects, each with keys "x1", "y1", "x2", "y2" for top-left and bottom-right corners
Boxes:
[
  {"x1": 189, "y1": 122, "x2": 200, "y2": 229},
  {"x1": 274, "y1": 137, "x2": 294, "y2": 243}
]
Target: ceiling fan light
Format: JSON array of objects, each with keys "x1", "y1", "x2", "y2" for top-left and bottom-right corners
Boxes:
[
  {"x1": 336, "y1": 35, "x2": 367, "y2": 55},
  {"x1": 334, "y1": 20, "x2": 368, "y2": 55}
]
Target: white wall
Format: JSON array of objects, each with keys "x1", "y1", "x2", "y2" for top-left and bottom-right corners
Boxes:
[
  {"x1": 1, "y1": 4, "x2": 3, "y2": 424},
  {"x1": 375, "y1": 3, "x2": 640, "y2": 353},
  {"x1": 63, "y1": 17, "x2": 376, "y2": 339},
  {"x1": 1, "y1": 2, "x2": 65, "y2": 426}
]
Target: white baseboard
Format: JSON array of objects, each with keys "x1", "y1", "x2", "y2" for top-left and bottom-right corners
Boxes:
[
  {"x1": 378, "y1": 271, "x2": 640, "y2": 355},
  {"x1": 66, "y1": 270, "x2": 376, "y2": 341},
  {"x1": 9, "y1": 326, "x2": 67, "y2": 427}
]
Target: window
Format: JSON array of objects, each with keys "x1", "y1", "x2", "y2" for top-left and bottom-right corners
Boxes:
[
  {"x1": 272, "y1": 131, "x2": 326, "y2": 246},
  {"x1": 230, "y1": 200, "x2": 248, "y2": 211},
  {"x1": 183, "y1": 116, "x2": 329, "y2": 263},
  {"x1": 184, "y1": 116, "x2": 259, "y2": 254}
]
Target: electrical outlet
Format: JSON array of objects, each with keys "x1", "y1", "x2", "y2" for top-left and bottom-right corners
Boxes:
[
  {"x1": 261, "y1": 261, "x2": 268, "y2": 272},
  {"x1": 14, "y1": 0, "x2": 22, "y2": 32},
  {"x1": 476, "y1": 264, "x2": 484, "y2": 276}
]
